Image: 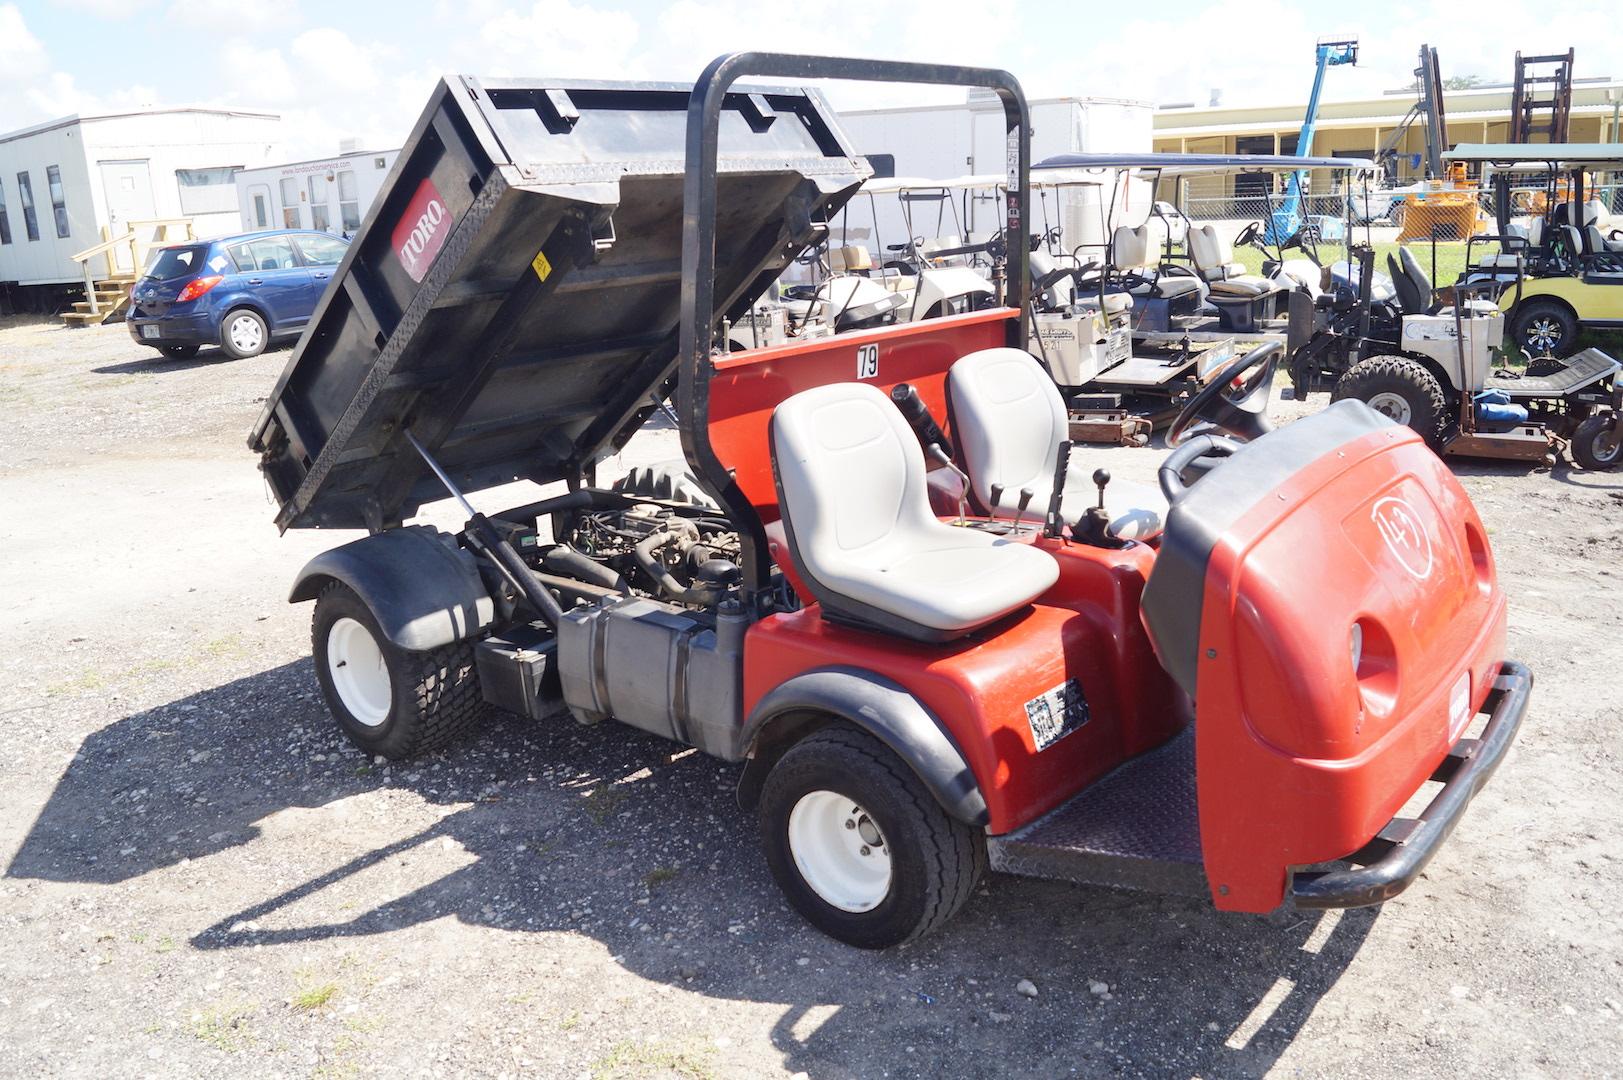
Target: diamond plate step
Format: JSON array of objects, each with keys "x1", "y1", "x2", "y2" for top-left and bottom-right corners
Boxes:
[{"x1": 987, "y1": 726, "x2": 1206, "y2": 896}]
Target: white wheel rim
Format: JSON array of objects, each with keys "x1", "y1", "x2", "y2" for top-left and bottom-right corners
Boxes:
[
  {"x1": 326, "y1": 617, "x2": 391, "y2": 727},
  {"x1": 787, "y1": 790, "x2": 891, "y2": 913},
  {"x1": 230, "y1": 315, "x2": 263, "y2": 352},
  {"x1": 1591, "y1": 427, "x2": 1622, "y2": 463},
  {"x1": 1366, "y1": 391, "x2": 1413, "y2": 425}
]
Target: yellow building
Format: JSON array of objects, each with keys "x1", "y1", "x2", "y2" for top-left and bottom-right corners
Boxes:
[{"x1": 1153, "y1": 80, "x2": 1623, "y2": 198}]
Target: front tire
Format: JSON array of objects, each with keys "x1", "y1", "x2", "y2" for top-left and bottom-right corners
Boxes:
[
  {"x1": 220, "y1": 308, "x2": 269, "y2": 359},
  {"x1": 1332, "y1": 354, "x2": 1451, "y2": 447},
  {"x1": 1572, "y1": 414, "x2": 1623, "y2": 470},
  {"x1": 1511, "y1": 299, "x2": 1580, "y2": 360},
  {"x1": 310, "y1": 582, "x2": 484, "y2": 759},
  {"x1": 758, "y1": 727, "x2": 985, "y2": 949}
]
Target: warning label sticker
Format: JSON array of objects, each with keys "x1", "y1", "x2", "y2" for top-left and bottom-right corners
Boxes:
[{"x1": 1023, "y1": 678, "x2": 1090, "y2": 751}]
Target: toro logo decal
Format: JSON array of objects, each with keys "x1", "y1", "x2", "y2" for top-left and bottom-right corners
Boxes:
[
  {"x1": 1371, "y1": 496, "x2": 1433, "y2": 580},
  {"x1": 391, "y1": 179, "x2": 449, "y2": 283}
]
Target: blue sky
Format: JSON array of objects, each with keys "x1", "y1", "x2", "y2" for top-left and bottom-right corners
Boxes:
[{"x1": 5, "y1": 0, "x2": 1618, "y2": 158}]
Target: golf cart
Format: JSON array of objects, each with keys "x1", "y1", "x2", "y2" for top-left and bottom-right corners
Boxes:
[
  {"x1": 1286, "y1": 207, "x2": 1622, "y2": 467},
  {"x1": 249, "y1": 55, "x2": 1530, "y2": 949},
  {"x1": 1024, "y1": 155, "x2": 1373, "y2": 434},
  {"x1": 1451, "y1": 143, "x2": 1623, "y2": 359}
]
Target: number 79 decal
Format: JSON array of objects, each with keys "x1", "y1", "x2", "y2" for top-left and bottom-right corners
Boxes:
[{"x1": 856, "y1": 343, "x2": 879, "y2": 379}]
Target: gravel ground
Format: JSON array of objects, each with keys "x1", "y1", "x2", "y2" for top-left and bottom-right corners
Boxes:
[{"x1": 0, "y1": 315, "x2": 1620, "y2": 1079}]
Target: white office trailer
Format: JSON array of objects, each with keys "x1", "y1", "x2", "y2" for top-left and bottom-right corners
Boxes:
[
  {"x1": 0, "y1": 107, "x2": 283, "y2": 295},
  {"x1": 234, "y1": 147, "x2": 401, "y2": 237},
  {"x1": 834, "y1": 93, "x2": 1153, "y2": 260}
]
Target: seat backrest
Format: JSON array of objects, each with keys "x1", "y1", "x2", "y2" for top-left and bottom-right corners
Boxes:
[
  {"x1": 1398, "y1": 245, "x2": 1433, "y2": 306},
  {"x1": 830, "y1": 245, "x2": 873, "y2": 273},
  {"x1": 1584, "y1": 199, "x2": 1610, "y2": 229},
  {"x1": 1188, "y1": 224, "x2": 1232, "y2": 277},
  {"x1": 1030, "y1": 249, "x2": 1075, "y2": 308},
  {"x1": 1586, "y1": 225, "x2": 1608, "y2": 256},
  {"x1": 1386, "y1": 253, "x2": 1424, "y2": 314},
  {"x1": 770, "y1": 381, "x2": 938, "y2": 581},
  {"x1": 1110, "y1": 224, "x2": 1149, "y2": 272},
  {"x1": 947, "y1": 348, "x2": 1067, "y2": 513}
]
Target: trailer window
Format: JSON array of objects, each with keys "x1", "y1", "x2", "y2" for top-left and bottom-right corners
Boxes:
[
  {"x1": 249, "y1": 184, "x2": 271, "y2": 229},
  {"x1": 337, "y1": 169, "x2": 360, "y2": 231},
  {"x1": 308, "y1": 172, "x2": 331, "y2": 232},
  {"x1": 45, "y1": 165, "x2": 70, "y2": 238},
  {"x1": 0, "y1": 177, "x2": 10, "y2": 245},
  {"x1": 176, "y1": 166, "x2": 241, "y2": 215},
  {"x1": 16, "y1": 171, "x2": 39, "y2": 241},
  {"x1": 146, "y1": 245, "x2": 209, "y2": 281},
  {"x1": 279, "y1": 177, "x2": 301, "y2": 228}
]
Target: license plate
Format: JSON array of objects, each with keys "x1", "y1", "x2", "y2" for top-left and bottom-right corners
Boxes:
[{"x1": 140, "y1": 325, "x2": 160, "y2": 339}]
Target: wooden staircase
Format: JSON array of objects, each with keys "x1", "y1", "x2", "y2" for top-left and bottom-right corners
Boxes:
[
  {"x1": 60, "y1": 274, "x2": 137, "y2": 326},
  {"x1": 61, "y1": 218, "x2": 194, "y2": 328}
]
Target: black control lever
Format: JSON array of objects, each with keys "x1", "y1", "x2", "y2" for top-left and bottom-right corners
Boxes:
[
  {"x1": 1075, "y1": 468, "x2": 1119, "y2": 548},
  {"x1": 1044, "y1": 441, "x2": 1072, "y2": 539},
  {"x1": 989, "y1": 483, "x2": 1005, "y2": 514},
  {"x1": 890, "y1": 383, "x2": 952, "y2": 457}
]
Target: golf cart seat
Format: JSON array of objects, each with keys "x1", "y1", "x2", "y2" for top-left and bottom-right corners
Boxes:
[
  {"x1": 947, "y1": 348, "x2": 1168, "y2": 542},
  {"x1": 1187, "y1": 224, "x2": 1283, "y2": 332},
  {"x1": 1110, "y1": 224, "x2": 1201, "y2": 301},
  {"x1": 1387, "y1": 245, "x2": 1434, "y2": 315},
  {"x1": 770, "y1": 381, "x2": 1059, "y2": 642}
]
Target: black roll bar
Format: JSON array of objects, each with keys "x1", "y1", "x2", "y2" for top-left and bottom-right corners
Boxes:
[{"x1": 677, "y1": 52, "x2": 1031, "y2": 595}]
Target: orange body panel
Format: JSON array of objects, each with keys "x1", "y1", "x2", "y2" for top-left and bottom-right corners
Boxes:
[
  {"x1": 1190, "y1": 425, "x2": 1508, "y2": 911},
  {"x1": 744, "y1": 535, "x2": 1190, "y2": 834}
]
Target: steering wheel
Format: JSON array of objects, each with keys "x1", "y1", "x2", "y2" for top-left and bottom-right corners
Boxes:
[
  {"x1": 1234, "y1": 221, "x2": 1262, "y2": 249},
  {"x1": 1165, "y1": 341, "x2": 1282, "y2": 447},
  {"x1": 983, "y1": 229, "x2": 1007, "y2": 261},
  {"x1": 1159, "y1": 433, "x2": 1245, "y2": 504}
]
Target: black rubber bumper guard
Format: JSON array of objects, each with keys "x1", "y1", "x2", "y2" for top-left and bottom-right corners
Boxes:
[{"x1": 1290, "y1": 659, "x2": 1533, "y2": 909}]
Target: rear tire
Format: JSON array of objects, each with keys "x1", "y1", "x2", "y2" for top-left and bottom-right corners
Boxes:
[
  {"x1": 1511, "y1": 299, "x2": 1580, "y2": 360},
  {"x1": 220, "y1": 308, "x2": 268, "y2": 359},
  {"x1": 758, "y1": 726, "x2": 985, "y2": 949},
  {"x1": 160, "y1": 344, "x2": 200, "y2": 359},
  {"x1": 1572, "y1": 414, "x2": 1623, "y2": 470},
  {"x1": 1332, "y1": 355, "x2": 1451, "y2": 447},
  {"x1": 310, "y1": 582, "x2": 484, "y2": 759}
]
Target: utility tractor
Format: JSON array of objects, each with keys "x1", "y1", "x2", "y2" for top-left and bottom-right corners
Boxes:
[{"x1": 249, "y1": 55, "x2": 1531, "y2": 949}]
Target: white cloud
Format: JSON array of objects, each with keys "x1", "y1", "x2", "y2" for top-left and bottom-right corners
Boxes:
[{"x1": 0, "y1": 4, "x2": 49, "y2": 83}]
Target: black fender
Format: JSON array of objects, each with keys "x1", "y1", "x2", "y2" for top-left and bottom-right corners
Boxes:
[
  {"x1": 735, "y1": 666, "x2": 989, "y2": 828},
  {"x1": 289, "y1": 526, "x2": 495, "y2": 651}
]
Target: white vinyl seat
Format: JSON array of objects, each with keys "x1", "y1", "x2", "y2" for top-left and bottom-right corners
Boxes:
[
  {"x1": 770, "y1": 382, "x2": 1059, "y2": 642},
  {"x1": 947, "y1": 348, "x2": 1167, "y2": 542},
  {"x1": 1111, "y1": 223, "x2": 1201, "y2": 300},
  {"x1": 1188, "y1": 224, "x2": 1283, "y2": 297}
]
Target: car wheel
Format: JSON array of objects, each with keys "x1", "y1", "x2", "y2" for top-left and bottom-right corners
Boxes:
[
  {"x1": 220, "y1": 308, "x2": 269, "y2": 359},
  {"x1": 310, "y1": 582, "x2": 486, "y2": 759},
  {"x1": 758, "y1": 726, "x2": 985, "y2": 949},
  {"x1": 1511, "y1": 300, "x2": 1580, "y2": 360},
  {"x1": 1571, "y1": 414, "x2": 1623, "y2": 470},
  {"x1": 159, "y1": 344, "x2": 200, "y2": 359},
  {"x1": 1333, "y1": 355, "x2": 1451, "y2": 448}
]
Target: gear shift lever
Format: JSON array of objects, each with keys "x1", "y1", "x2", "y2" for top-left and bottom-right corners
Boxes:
[
  {"x1": 989, "y1": 483, "x2": 1005, "y2": 516},
  {"x1": 1077, "y1": 468, "x2": 1119, "y2": 547}
]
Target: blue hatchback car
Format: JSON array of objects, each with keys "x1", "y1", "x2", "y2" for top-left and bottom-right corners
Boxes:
[{"x1": 126, "y1": 229, "x2": 350, "y2": 359}]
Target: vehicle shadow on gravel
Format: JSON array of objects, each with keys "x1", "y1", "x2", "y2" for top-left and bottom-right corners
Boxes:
[
  {"x1": 7, "y1": 661, "x2": 1376, "y2": 1078},
  {"x1": 90, "y1": 344, "x2": 291, "y2": 376}
]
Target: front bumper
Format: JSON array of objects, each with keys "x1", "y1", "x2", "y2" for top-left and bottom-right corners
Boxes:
[{"x1": 1290, "y1": 659, "x2": 1532, "y2": 909}]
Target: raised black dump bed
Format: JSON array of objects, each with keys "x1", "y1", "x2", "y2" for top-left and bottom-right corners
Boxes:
[{"x1": 249, "y1": 76, "x2": 868, "y2": 531}]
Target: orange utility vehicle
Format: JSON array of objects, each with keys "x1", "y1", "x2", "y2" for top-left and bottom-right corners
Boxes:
[{"x1": 249, "y1": 55, "x2": 1530, "y2": 948}]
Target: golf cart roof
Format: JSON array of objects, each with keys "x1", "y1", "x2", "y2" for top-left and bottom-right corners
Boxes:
[
  {"x1": 248, "y1": 75, "x2": 867, "y2": 531},
  {"x1": 859, "y1": 174, "x2": 1004, "y2": 194},
  {"x1": 1033, "y1": 152, "x2": 1376, "y2": 178},
  {"x1": 1445, "y1": 143, "x2": 1623, "y2": 168}
]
